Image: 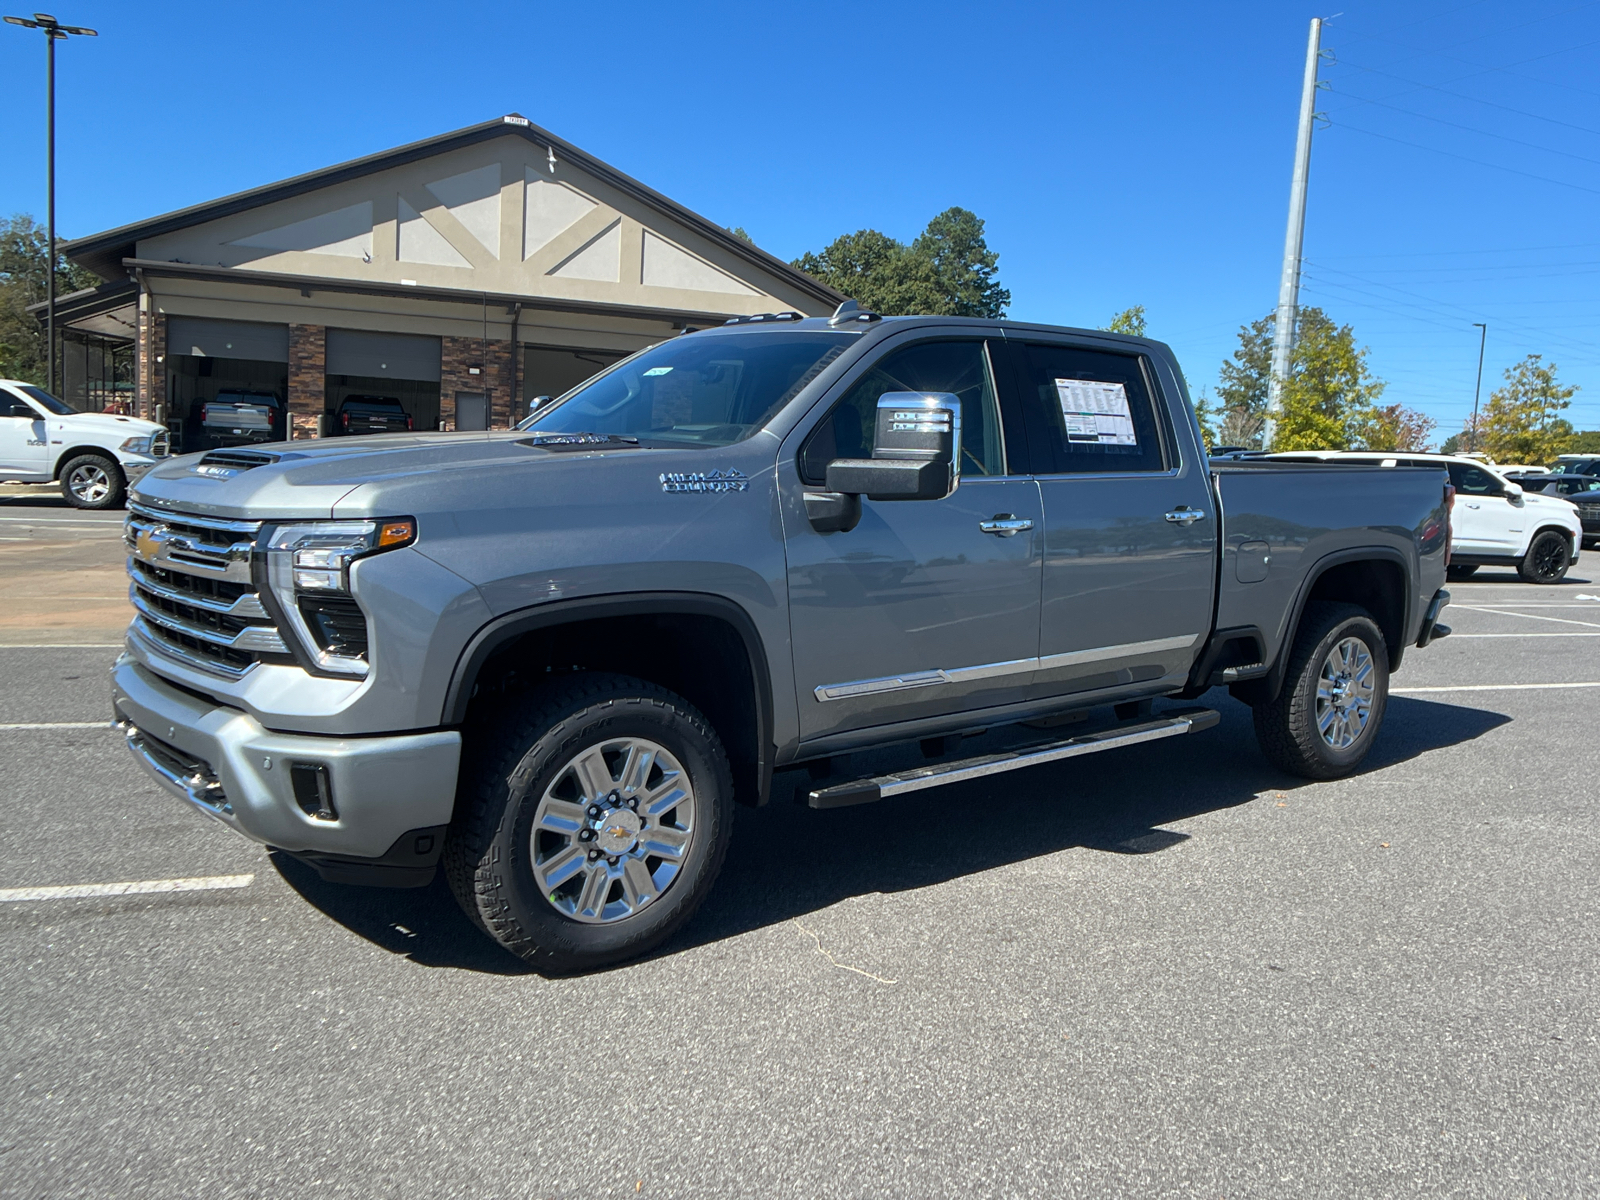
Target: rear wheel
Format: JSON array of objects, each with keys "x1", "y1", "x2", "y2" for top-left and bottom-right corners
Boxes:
[
  {"x1": 60, "y1": 454, "x2": 125, "y2": 510},
  {"x1": 444, "y1": 673, "x2": 733, "y2": 973},
  {"x1": 1518, "y1": 530, "x2": 1571, "y2": 584},
  {"x1": 1253, "y1": 602, "x2": 1389, "y2": 780},
  {"x1": 1445, "y1": 564, "x2": 1478, "y2": 582}
]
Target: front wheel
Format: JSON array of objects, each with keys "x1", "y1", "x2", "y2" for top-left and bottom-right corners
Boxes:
[
  {"x1": 444, "y1": 673, "x2": 733, "y2": 973},
  {"x1": 1253, "y1": 602, "x2": 1390, "y2": 780},
  {"x1": 60, "y1": 454, "x2": 126, "y2": 510},
  {"x1": 1518, "y1": 530, "x2": 1571, "y2": 584}
]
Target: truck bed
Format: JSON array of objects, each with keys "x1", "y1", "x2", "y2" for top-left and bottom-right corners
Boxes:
[{"x1": 1209, "y1": 460, "x2": 1451, "y2": 681}]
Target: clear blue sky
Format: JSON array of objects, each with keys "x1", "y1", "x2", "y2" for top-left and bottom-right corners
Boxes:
[{"x1": 3, "y1": 0, "x2": 1597, "y2": 442}]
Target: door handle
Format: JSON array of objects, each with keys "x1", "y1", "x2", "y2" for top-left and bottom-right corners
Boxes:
[
  {"x1": 1465, "y1": 502, "x2": 1481, "y2": 509},
  {"x1": 979, "y1": 514, "x2": 1033, "y2": 536},
  {"x1": 1164, "y1": 508, "x2": 1206, "y2": 526}
]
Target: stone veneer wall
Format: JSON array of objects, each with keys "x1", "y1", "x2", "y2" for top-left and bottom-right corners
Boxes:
[
  {"x1": 288, "y1": 324, "x2": 326, "y2": 439},
  {"x1": 439, "y1": 335, "x2": 516, "y2": 430},
  {"x1": 137, "y1": 307, "x2": 167, "y2": 423}
]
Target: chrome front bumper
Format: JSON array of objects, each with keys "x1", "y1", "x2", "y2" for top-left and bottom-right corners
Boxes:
[{"x1": 111, "y1": 655, "x2": 460, "y2": 859}]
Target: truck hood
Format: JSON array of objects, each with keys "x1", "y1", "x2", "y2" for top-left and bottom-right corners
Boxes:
[
  {"x1": 127, "y1": 430, "x2": 722, "y2": 521},
  {"x1": 53, "y1": 412, "x2": 166, "y2": 439}
]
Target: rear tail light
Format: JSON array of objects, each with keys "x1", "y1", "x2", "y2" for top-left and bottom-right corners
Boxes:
[
  {"x1": 405, "y1": 415, "x2": 413, "y2": 430},
  {"x1": 342, "y1": 412, "x2": 350, "y2": 429}
]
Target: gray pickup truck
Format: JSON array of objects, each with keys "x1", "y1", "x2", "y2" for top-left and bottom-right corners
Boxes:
[{"x1": 113, "y1": 306, "x2": 1453, "y2": 971}]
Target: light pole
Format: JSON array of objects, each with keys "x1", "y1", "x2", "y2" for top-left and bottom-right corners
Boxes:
[
  {"x1": 1469, "y1": 322, "x2": 1487, "y2": 453},
  {"x1": 4, "y1": 11, "x2": 98, "y2": 397}
]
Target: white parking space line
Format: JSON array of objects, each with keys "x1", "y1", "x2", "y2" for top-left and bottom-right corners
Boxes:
[
  {"x1": 0, "y1": 874, "x2": 254, "y2": 902},
  {"x1": 1455, "y1": 607, "x2": 1600, "y2": 629},
  {"x1": 0, "y1": 722, "x2": 113, "y2": 731},
  {"x1": 1449, "y1": 632, "x2": 1600, "y2": 638},
  {"x1": 0, "y1": 644, "x2": 124, "y2": 649},
  {"x1": 1394, "y1": 682, "x2": 1600, "y2": 694}
]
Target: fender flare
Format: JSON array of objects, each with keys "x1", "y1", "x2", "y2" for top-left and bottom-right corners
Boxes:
[
  {"x1": 1259, "y1": 546, "x2": 1414, "y2": 703},
  {"x1": 442, "y1": 590, "x2": 777, "y2": 805}
]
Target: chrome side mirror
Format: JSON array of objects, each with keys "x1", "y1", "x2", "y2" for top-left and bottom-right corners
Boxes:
[{"x1": 825, "y1": 391, "x2": 960, "y2": 502}]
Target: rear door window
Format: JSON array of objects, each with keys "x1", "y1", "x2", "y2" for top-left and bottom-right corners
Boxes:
[
  {"x1": 1447, "y1": 464, "x2": 1501, "y2": 495},
  {"x1": 1002, "y1": 342, "x2": 1169, "y2": 474}
]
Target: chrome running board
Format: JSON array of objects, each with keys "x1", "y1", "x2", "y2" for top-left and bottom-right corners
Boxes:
[{"x1": 805, "y1": 707, "x2": 1221, "y2": 809}]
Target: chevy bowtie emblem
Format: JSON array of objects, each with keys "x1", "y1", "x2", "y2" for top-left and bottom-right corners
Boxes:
[
  {"x1": 135, "y1": 526, "x2": 166, "y2": 562},
  {"x1": 606, "y1": 825, "x2": 628, "y2": 839}
]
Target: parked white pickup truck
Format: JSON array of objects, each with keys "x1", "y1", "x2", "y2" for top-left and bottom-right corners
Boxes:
[{"x1": 0, "y1": 381, "x2": 170, "y2": 509}]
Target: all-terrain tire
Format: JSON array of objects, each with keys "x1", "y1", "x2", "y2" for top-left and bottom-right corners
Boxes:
[
  {"x1": 59, "y1": 453, "x2": 126, "y2": 510},
  {"x1": 1445, "y1": 564, "x2": 1478, "y2": 582},
  {"x1": 1517, "y1": 530, "x2": 1571, "y2": 584},
  {"x1": 1253, "y1": 602, "x2": 1390, "y2": 780},
  {"x1": 443, "y1": 672, "x2": 733, "y2": 973}
]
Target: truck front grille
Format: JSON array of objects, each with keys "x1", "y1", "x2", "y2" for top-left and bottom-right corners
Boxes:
[{"x1": 125, "y1": 501, "x2": 291, "y2": 678}]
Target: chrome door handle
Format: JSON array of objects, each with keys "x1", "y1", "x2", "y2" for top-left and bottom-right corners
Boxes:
[
  {"x1": 979, "y1": 514, "x2": 1033, "y2": 536},
  {"x1": 1164, "y1": 508, "x2": 1206, "y2": 526}
]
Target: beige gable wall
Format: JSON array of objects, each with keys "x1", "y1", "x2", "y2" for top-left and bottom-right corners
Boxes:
[{"x1": 137, "y1": 134, "x2": 826, "y2": 317}]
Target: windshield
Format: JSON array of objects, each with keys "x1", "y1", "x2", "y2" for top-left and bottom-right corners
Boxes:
[
  {"x1": 15, "y1": 385, "x2": 73, "y2": 416},
  {"x1": 519, "y1": 331, "x2": 855, "y2": 447}
]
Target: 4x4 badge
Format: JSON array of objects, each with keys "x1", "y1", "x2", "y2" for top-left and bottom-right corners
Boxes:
[{"x1": 659, "y1": 469, "x2": 749, "y2": 494}]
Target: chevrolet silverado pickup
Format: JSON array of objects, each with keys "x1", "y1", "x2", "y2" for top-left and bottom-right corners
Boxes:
[{"x1": 112, "y1": 306, "x2": 1453, "y2": 971}]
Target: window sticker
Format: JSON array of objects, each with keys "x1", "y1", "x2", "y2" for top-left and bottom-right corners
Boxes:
[
  {"x1": 643, "y1": 366, "x2": 674, "y2": 376},
  {"x1": 1054, "y1": 379, "x2": 1138, "y2": 446}
]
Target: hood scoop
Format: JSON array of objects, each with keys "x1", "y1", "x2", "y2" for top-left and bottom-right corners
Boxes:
[
  {"x1": 193, "y1": 448, "x2": 293, "y2": 478},
  {"x1": 516, "y1": 433, "x2": 640, "y2": 452}
]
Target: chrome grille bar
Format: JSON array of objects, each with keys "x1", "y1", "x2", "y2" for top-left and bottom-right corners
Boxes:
[{"x1": 129, "y1": 587, "x2": 288, "y2": 653}]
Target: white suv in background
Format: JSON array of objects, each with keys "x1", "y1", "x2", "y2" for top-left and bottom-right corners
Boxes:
[
  {"x1": 0, "y1": 381, "x2": 171, "y2": 509},
  {"x1": 1270, "y1": 451, "x2": 1583, "y2": 585}
]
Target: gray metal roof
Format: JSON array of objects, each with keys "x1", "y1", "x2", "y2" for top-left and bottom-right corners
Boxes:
[{"x1": 62, "y1": 115, "x2": 843, "y2": 309}]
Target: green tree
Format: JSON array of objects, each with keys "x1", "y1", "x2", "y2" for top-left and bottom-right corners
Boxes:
[
  {"x1": 1565, "y1": 429, "x2": 1600, "y2": 454},
  {"x1": 1438, "y1": 431, "x2": 1464, "y2": 455},
  {"x1": 1, "y1": 212, "x2": 97, "y2": 385},
  {"x1": 1479, "y1": 354, "x2": 1577, "y2": 464},
  {"x1": 729, "y1": 226, "x2": 754, "y2": 243},
  {"x1": 794, "y1": 207, "x2": 1009, "y2": 318},
  {"x1": 1104, "y1": 305, "x2": 1147, "y2": 337},
  {"x1": 1213, "y1": 307, "x2": 1392, "y2": 451}
]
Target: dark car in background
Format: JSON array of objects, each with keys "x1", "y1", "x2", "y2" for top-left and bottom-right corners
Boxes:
[
  {"x1": 201, "y1": 390, "x2": 286, "y2": 447},
  {"x1": 335, "y1": 395, "x2": 412, "y2": 436},
  {"x1": 1518, "y1": 472, "x2": 1600, "y2": 548}
]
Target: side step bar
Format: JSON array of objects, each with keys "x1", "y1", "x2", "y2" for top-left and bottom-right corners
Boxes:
[{"x1": 806, "y1": 706, "x2": 1221, "y2": 809}]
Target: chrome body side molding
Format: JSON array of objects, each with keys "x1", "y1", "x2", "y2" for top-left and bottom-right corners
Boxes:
[{"x1": 813, "y1": 635, "x2": 1203, "y2": 702}]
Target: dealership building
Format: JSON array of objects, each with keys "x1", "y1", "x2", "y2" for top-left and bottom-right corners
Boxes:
[{"x1": 49, "y1": 115, "x2": 841, "y2": 446}]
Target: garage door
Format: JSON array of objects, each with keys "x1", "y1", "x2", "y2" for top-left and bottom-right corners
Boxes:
[
  {"x1": 326, "y1": 330, "x2": 441, "y2": 382},
  {"x1": 166, "y1": 317, "x2": 288, "y2": 362}
]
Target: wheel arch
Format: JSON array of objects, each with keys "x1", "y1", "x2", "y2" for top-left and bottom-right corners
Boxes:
[
  {"x1": 1240, "y1": 548, "x2": 1411, "y2": 705},
  {"x1": 53, "y1": 446, "x2": 126, "y2": 481},
  {"x1": 444, "y1": 592, "x2": 776, "y2": 808}
]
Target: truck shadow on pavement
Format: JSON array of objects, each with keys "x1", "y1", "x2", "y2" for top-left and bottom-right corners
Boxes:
[{"x1": 272, "y1": 693, "x2": 1508, "y2": 975}]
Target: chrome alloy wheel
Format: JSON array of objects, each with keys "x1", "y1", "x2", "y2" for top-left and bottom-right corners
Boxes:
[
  {"x1": 66, "y1": 462, "x2": 112, "y2": 504},
  {"x1": 1316, "y1": 636, "x2": 1376, "y2": 750},
  {"x1": 530, "y1": 737, "x2": 695, "y2": 924}
]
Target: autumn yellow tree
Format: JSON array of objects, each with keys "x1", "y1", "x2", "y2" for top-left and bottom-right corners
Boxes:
[
  {"x1": 1478, "y1": 354, "x2": 1577, "y2": 465},
  {"x1": 1269, "y1": 309, "x2": 1388, "y2": 451}
]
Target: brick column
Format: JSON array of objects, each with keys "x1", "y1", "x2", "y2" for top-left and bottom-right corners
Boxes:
[
  {"x1": 441, "y1": 335, "x2": 517, "y2": 430},
  {"x1": 136, "y1": 303, "x2": 166, "y2": 422},
  {"x1": 288, "y1": 324, "x2": 326, "y2": 439}
]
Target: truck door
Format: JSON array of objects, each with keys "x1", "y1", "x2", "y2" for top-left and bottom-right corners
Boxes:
[
  {"x1": 781, "y1": 335, "x2": 1043, "y2": 745},
  {"x1": 0, "y1": 390, "x2": 50, "y2": 478},
  {"x1": 1446, "y1": 461, "x2": 1521, "y2": 553},
  {"x1": 996, "y1": 338, "x2": 1216, "y2": 696}
]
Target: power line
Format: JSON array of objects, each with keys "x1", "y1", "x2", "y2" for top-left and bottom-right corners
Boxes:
[
  {"x1": 1330, "y1": 120, "x2": 1600, "y2": 196},
  {"x1": 1333, "y1": 56, "x2": 1600, "y2": 138},
  {"x1": 1330, "y1": 90, "x2": 1600, "y2": 168}
]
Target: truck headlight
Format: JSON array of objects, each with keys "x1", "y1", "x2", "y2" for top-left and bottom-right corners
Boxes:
[
  {"x1": 263, "y1": 518, "x2": 415, "y2": 676},
  {"x1": 120, "y1": 435, "x2": 154, "y2": 456}
]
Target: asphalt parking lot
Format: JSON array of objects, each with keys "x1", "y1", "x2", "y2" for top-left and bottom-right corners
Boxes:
[{"x1": 1, "y1": 492, "x2": 1596, "y2": 1199}]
